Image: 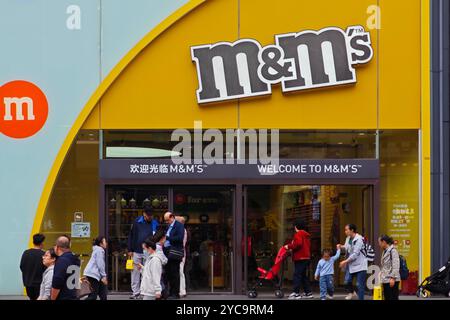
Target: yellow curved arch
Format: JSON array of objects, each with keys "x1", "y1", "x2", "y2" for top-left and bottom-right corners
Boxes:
[{"x1": 29, "y1": 0, "x2": 206, "y2": 247}]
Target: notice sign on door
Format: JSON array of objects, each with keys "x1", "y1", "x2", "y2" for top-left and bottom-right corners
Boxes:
[{"x1": 71, "y1": 222, "x2": 90, "y2": 238}]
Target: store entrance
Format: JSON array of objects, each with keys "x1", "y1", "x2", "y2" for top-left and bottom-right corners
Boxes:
[
  {"x1": 244, "y1": 184, "x2": 375, "y2": 293},
  {"x1": 105, "y1": 185, "x2": 234, "y2": 293}
]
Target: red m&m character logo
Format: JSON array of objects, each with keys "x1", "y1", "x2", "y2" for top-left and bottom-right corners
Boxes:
[{"x1": 0, "y1": 80, "x2": 48, "y2": 139}]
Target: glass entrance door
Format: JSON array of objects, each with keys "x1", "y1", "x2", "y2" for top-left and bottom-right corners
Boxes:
[
  {"x1": 105, "y1": 185, "x2": 234, "y2": 293},
  {"x1": 173, "y1": 186, "x2": 234, "y2": 293},
  {"x1": 106, "y1": 185, "x2": 169, "y2": 292},
  {"x1": 244, "y1": 185, "x2": 375, "y2": 292}
]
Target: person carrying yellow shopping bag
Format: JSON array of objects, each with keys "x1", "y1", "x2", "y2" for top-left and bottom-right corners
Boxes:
[
  {"x1": 126, "y1": 258, "x2": 134, "y2": 270},
  {"x1": 373, "y1": 277, "x2": 383, "y2": 300},
  {"x1": 127, "y1": 207, "x2": 160, "y2": 299}
]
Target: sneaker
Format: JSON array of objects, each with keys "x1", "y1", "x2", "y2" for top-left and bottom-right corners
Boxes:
[
  {"x1": 345, "y1": 292, "x2": 356, "y2": 300},
  {"x1": 326, "y1": 294, "x2": 334, "y2": 300},
  {"x1": 298, "y1": 293, "x2": 314, "y2": 299},
  {"x1": 129, "y1": 294, "x2": 140, "y2": 300},
  {"x1": 288, "y1": 292, "x2": 300, "y2": 300}
]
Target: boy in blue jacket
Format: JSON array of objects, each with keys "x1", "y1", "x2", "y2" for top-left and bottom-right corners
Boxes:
[{"x1": 314, "y1": 246, "x2": 341, "y2": 300}]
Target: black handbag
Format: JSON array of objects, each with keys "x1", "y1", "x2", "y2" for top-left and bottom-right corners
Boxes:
[{"x1": 168, "y1": 247, "x2": 184, "y2": 261}]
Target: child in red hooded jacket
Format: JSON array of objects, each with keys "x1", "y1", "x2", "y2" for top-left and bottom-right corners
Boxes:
[{"x1": 284, "y1": 219, "x2": 313, "y2": 299}]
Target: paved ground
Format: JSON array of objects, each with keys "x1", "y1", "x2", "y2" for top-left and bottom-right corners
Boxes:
[{"x1": 1, "y1": 291, "x2": 449, "y2": 300}]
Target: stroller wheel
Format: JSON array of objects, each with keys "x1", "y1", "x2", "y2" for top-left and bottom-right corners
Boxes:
[
  {"x1": 247, "y1": 290, "x2": 258, "y2": 298},
  {"x1": 417, "y1": 288, "x2": 430, "y2": 298},
  {"x1": 275, "y1": 289, "x2": 284, "y2": 299}
]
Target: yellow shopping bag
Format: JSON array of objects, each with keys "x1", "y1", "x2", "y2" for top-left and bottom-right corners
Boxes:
[
  {"x1": 373, "y1": 285, "x2": 383, "y2": 300},
  {"x1": 126, "y1": 258, "x2": 134, "y2": 270}
]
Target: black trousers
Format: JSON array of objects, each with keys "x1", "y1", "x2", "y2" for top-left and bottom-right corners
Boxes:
[
  {"x1": 85, "y1": 276, "x2": 108, "y2": 301},
  {"x1": 383, "y1": 282, "x2": 400, "y2": 300},
  {"x1": 26, "y1": 286, "x2": 40, "y2": 300},
  {"x1": 293, "y1": 260, "x2": 311, "y2": 294},
  {"x1": 166, "y1": 259, "x2": 181, "y2": 298}
]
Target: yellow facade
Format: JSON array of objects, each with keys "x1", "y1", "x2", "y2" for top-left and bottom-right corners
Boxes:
[
  {"x1": 33, "y1": 0, "x2": 430, "y2": 280},
  {"x1": 83, "y1": 0, "x2": 421, "y2": 130}
]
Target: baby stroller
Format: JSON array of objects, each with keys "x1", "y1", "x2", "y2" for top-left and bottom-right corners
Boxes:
[
  {"x1": 247, "y1": 246, "x2": 290, "y2": 298},
  {"x1": 416, "y1": 257, "x2": 450, "y2": 298}
]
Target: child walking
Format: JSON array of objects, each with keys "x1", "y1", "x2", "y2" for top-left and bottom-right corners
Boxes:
[
  {"x1": 139, "y1": 239, "x2": 168, "y2": 300},
  {"x1": 314, "y1": 246, "x2": 341, "y2": 300}
]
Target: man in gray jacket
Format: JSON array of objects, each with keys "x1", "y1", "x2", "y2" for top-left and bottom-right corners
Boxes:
[{"x1": 339, "y1": 224, "x2": 368, "y2": 300}]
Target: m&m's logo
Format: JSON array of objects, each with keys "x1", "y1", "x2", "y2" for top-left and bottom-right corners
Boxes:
[{"x1": 0, "y1": 80, "x2": 48, "y2": 139}]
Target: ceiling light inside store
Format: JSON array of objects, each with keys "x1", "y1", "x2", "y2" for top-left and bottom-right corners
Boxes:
[{"x1": 106, "y1": 147, "x2": 181, "y2": 158}]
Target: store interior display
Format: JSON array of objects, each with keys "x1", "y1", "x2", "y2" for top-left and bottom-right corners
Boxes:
[{"x1": 246, "y1": 185, "x2": 372, "y2": 291}]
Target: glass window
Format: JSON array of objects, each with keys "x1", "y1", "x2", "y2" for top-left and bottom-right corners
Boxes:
[
  {"x1": 104, "y1": 130, "x2": 377, "y2": 160},
  {"x1": 39, "y1": 130, "x2": 99, "y2": 271},
  {"x1": 379, "y1": 130, "x2": 419, "y2": 280},
  {"x1": 277, "y1": 130, "x2": 376, "y2": 159},
  {"x1": 103, "y1": 130, "x2": 235, "y2": 160}
]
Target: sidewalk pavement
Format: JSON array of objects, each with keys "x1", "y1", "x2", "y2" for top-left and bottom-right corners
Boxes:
[{"x1": 1, "y1": 292, "x2": 449, "y2": 300}]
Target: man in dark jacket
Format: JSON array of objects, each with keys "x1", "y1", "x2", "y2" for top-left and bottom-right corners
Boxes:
[
  {"x1": 163, "y1": 211, "x2": 185, "y2": 299},
  {"x1": 20, "y1": 233, "x2": 46, "y2": 300},
  {"x1": 51, "y1": 235, "x2": 80, "y2": 300},
  {"x1": 127, "y1": 207, "x2": 159, "y2": 299}
]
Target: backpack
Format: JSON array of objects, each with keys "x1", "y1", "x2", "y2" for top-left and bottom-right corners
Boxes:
[
  {"x1": 390, "y1": 250, "x2": 409, "y2": 280},
  {"x1": 361, "y1": 237, "x2": 375, "y2": 263}
]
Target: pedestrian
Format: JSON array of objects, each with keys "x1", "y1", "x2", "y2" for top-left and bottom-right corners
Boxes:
[
  {"x1": 339, "y1": 224, "x2": 368, "y2": 300},
  {"x1": 37, "y1": 248, "x2": 57, "y2": 300},
  {"x1": 127, "y1": 207, "x2": 159, "y2": 299},
  {"x1": 83, "y1": 236, "x2": 108, "y2": 300},
  {"x1": 152, "y1": 225, "x2": 168, "y2": 254},
  {"x1": 51, "y1": 235, "x2": 80, "y2": 300},
  {"x1": 340, "y1": 236, "x2": 357, "y2": 300},
  {"x1": 20, "y1": 233, "x2": 46, "y2": 300},
  {"x1": 139, "y1": 239, "x2": 168, "y2": 300},
  {"x1": 176, "y1": 215, "x2": 188, "y2": 298},
  {"x1": 163, "y1": 212, "x2": 185, "y2": 300},
  {"x1": 284, "y1": 219, "x2": 313, "y2": 299},
  {"x1": 378, "y1": 234, "x2": 401, "y2": 300},
  {"x1": 152, "y1": 226, "x2": 168, "y2": 299},
  {"x1": 314, "y1": 247, "x2": 341, "y2": 300}
]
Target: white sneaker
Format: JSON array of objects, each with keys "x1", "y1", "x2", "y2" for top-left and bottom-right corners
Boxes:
[
  {"x1": 298, "y1": 293, "x2": 314, "y2": 299},
  {"x1": 288, "y1": 292, "x2": 300, "y2": 300},
  {"x1": 326, "y1": 294, "x2": 334, "y2": 300},
  {"x1": 345, "y1": 293, "x2": 354, "y2": 300}
]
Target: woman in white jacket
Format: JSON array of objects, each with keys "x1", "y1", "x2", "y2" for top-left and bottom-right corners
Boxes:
[
  {"x1": 140, "y1": 238, "x2": 168, "y2": 300},
  {"x1": 83, "y1": 236, "x2": 108, "y2": 300}
]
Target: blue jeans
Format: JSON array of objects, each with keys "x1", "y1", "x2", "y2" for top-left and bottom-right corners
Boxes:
[
  {"x1": 319, "y1": 274, "x2": 334, "y2": 299},
  {"x1": 350, "y1": 270, "x2": 367, "y2": 300},
  {"x1": 344, "y1": 266, "x2": 353, "y2": 293}
]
